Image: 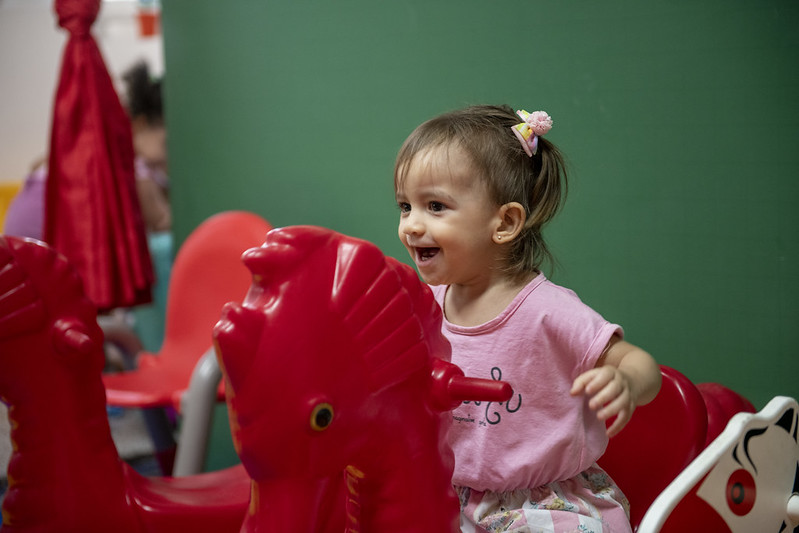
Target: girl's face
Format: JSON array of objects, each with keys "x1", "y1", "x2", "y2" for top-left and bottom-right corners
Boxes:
[{"x1": 395, "y1": 144, "x2": 503, "y2": 287}]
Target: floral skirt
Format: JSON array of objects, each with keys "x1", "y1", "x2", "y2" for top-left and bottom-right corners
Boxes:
[{"x1": 457, "y1": 464, "x2": 631, "y2": 533}]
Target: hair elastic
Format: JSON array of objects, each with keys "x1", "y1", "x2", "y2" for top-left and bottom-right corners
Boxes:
[{"x1": 511, "y1": 110, "x2": 553, "y2": 157}]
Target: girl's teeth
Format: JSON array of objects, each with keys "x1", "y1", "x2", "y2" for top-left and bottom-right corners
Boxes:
[{"x1": 418, "y1": 247, "x2": 439, "y2": 260}]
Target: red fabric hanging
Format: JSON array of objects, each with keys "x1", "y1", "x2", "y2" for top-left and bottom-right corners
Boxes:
[{"x1": 45, "y1": 0, "x2": 154, "y2": 313}]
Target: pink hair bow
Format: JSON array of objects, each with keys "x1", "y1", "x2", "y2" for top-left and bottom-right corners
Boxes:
[{"x1": 511, "y1": 110, "x2": 553, "y2": 157}]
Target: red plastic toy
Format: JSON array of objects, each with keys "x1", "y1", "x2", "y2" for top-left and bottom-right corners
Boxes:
[
  {"x1": 0, "y1": 235, "x2": 249, "y2": 532},
  {"x1": 639, "y1": 395, "x2": 799, "y2": 532},
  {"x1": 214, "y1": 225, "x2": 512, "y2": 532}
]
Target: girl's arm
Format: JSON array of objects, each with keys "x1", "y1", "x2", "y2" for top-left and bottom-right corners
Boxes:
[{"x1": 570, "y1": 336, "x2": 661, "y2": 437}]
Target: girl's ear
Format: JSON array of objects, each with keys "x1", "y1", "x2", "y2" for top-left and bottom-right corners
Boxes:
[{"x1": 493, "y1": 202, "x2": 526, "y2": 244}]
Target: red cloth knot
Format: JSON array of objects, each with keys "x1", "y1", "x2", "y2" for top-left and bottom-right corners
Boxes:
[{"x1": 55, "y1": 0, "x2": 100, "y2": 38}]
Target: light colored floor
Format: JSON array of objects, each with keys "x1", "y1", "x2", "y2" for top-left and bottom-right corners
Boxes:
[{"x1": 108, "y1": 407, "x2": 157, "y2": 459}]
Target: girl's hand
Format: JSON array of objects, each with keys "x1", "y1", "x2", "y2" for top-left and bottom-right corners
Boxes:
[
  {"x1": 571, "y1": 337, "x2": 661, "y2": 438},
  {"x1": 571, "y1": 365, "x2": 636, "y2": 437}
]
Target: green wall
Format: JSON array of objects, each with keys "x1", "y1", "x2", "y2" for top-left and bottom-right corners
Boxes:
[{"x1": 161, "y1": 0, "x2": 798, "y2": 466}]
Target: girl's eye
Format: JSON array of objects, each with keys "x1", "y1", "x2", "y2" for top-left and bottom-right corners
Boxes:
[
  {"x1": 398, "y1": 202, "x2": 411, "y2": 213},
  {"x1": 430, "y1": 201, "x2": 445, "y2": 212}
]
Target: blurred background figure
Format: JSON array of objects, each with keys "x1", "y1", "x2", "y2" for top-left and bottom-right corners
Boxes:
[
  {"x1": 122, "y1": 59, "x2": 172, "y2": 354},
  {"x1": 125, "y1": 59, "x2": 171, "y2": 234}
]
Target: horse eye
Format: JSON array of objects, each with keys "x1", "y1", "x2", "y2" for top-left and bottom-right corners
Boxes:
[
  {"x1": 310, "y1": 402, "x2": 334, "y2": 431},
  {"x1": 726, "y1": 468, "x2": 756, "y2": 516}
]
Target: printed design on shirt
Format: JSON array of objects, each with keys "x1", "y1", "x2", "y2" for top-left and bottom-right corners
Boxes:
[{"x1": 458, "y1": 366, "x2": 522, "y2": 427}]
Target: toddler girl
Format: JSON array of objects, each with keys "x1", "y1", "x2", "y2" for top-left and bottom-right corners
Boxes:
[{"x1": 394, "y1": 105, "x2": 662, "y2": 533}]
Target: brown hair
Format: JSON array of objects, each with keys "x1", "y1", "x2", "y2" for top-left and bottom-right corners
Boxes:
[{"x1": 394, "y1": 104, "x2": 568, "y2": 278}]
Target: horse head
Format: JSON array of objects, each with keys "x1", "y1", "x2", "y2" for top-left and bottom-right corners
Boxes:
[{"x1": 214, "y1": 226, "x2": 450, "y2": 481}]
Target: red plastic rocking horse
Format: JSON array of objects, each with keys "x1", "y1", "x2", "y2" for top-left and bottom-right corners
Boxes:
[{"x1": 214, "y1": 225, "x2": 512, "y2": 532}]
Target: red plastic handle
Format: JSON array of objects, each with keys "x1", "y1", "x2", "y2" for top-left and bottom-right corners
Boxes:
[
  {"x1": 448, "y1": 375, "x2": 513, "y2": 403},
  {"x1": 429, "y1": 359, "x2": 513, "y2": 411}
]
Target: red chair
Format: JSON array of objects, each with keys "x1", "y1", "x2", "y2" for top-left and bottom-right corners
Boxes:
[
  {"x1": 598, "y1": 365, "x2": 709, "y2": 530},
  {"x1": 102, "y1": 211, "x2": 271, "y2": 474}
]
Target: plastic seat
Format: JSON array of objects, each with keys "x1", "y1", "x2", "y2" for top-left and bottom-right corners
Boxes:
[
  {"x1": 638, "y1": 395, "x2": 799, "y2": 532},
  {"x1": 102, "y1": 211, "x2": 271, "y2": 474},
  {"x1": 598, "y1": 365, "x2": 709, "y2": 530}
]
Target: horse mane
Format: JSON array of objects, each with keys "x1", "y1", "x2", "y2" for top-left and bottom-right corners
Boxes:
[{"x1": 241, "y1": 226, "x2": 448, "y2": 393}]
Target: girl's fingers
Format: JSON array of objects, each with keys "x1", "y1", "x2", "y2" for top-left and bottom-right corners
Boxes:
[
  {"x1": 606, "y1": 410, "x2": 630, "y2": 437},
  {"x1": 572, "y1": 366, "x2": 638, "y2": 436},
  {"x1": 571, "y1": 367, "x2": 611, "y2": 396},
  {"x1": 596, "y1": 390, "x2": 628, "y2": 419},
  {"x1": 570, "y1": 370, "x2": 595, "y2": 395},
  {"x1": 588, "y1": 377, "x2": 624, "y2": 411}
]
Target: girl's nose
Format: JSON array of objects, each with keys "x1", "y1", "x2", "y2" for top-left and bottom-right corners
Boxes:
[{"x1": 400, "y1": 213, "x2": 424, "y2": 236}]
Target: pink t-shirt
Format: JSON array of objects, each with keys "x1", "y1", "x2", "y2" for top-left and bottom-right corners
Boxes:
[{"x1": 432, "y1": 273, "x2": 622, "y2": 492}]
